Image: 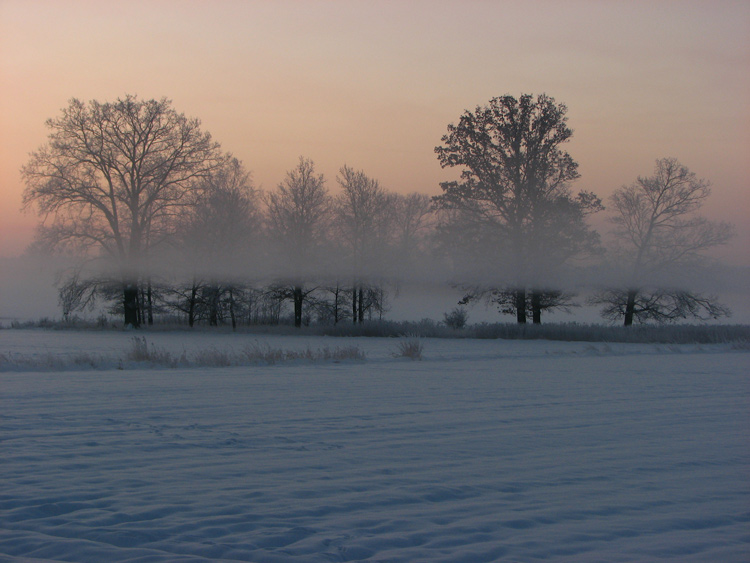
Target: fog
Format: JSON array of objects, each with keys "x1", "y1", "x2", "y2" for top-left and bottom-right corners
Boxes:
[
  {"x1": 2, "y1": 243, "x2": 749, "y2": 326},
  {"x1": 0, "y1": 256, "x2": 61, "y2": 322}
]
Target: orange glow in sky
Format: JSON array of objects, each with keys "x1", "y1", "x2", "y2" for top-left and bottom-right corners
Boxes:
[{"x1": 1, "y1": 0, "x2": 748, "y2": 263}]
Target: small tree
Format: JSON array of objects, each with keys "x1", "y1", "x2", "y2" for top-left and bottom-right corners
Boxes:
[
  {"x1": 594, "y1": 158, "x2": 734, "y2": 325},
  {"x1": 334, "y1": 165, "x2": 392, "y2": 323},
  {"x1": 265, "y1": 157, "x2": 331, "y2": 327},
  {"x1": 316, "y1": 282, "x2": 351, "y2": 325},
  {"x1": 593, "y1": 288, "x2": 730, "y2": 325},
  {"x1": 173, "y1": 158, "x2": 261, "y2": 328}
]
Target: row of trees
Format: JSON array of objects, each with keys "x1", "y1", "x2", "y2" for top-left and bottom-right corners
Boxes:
[
  {"x1": 22, "y1": 94, "x2": 734, "y2": 328},
  {"x1": 47, "y1": 152, "x2": 433, "y2": 328}
]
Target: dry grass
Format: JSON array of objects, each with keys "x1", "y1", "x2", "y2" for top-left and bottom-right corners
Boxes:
[
  {"x1": 5, "y1": 316, "x2": 749, "y2": 345},
  {"x1": 126, "y1": 336, "x2": 181, "y2": 366},
  {"x1": 0, "y1": 351, "x2": 104, "y2": 371},
  {"x1": 393, "y1": 335, "x2": 424, "y2": 360},
  {"x1": 1, "y1": 338, "x2": 367, "y2": 372},
  {"x1": 242, "y1": 342, "x2": 365, "y2": 364}
]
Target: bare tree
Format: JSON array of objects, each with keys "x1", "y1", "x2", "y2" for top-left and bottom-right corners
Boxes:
[
  {"x1": 174, "y1": 158, "x2": 261, "y2": 328},
  {"x1": 180, "y1": 159, "x2": 260, "y2": 270},
  {"x1": 433, "y1": 93, "x2": 601, "y2": 323},
  {"x1": 593, "y1": 288, "x2": 731, "y2": 324},
  {"x1": 56, "y1": 266, "x2": 105, "y2": 321},
  {"x1": 460, "y1": 287, "x2": 578, "y2": 323},
  {"x1": 594, "y1": 158, "x2": 734, "y2": 325},
  {"x1": 22, "y1": 95, "x2": 227, "y2": 327},
  {"x1": 265, "y1": 157, "x2": 331, "y2": 327},
  {"x1": 389, "y1": 192, "x2": 435, "y2": 275},
  {"x1": 317, "y1": 282, "x2": 351, "y2": 325},
  {"x1": 334, "y1": 165, "x2": 392, "y2": 324}
]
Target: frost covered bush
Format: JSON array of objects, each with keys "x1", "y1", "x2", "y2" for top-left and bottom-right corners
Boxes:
[
  {"x1": 394, "y1": 335, "x2": 423, "y2": 360},
  {"x1": 126, "y1": 336, "x2": 179, "y2": 366},
  {"x1": 243, "y1": 343, "x2": 365, "y2": 364},
  {"x1": 243, "y1": 342, "x2": 285, "y2": 364},
  {"x1": 443, "y1": 307, "x2": 469, "y2": 329},
  {"x1": 0, "y1": 351, "x2": 103, "y2": 371},
  {"x1": 7, "y1": 316, "x2": 110, "y2": 330},
  {"x1": 123, "y1": 339, "x2": 368, "y2": 367},
  {"x1": 193, "y1": 348, "x2": 233, "y2": 367}
]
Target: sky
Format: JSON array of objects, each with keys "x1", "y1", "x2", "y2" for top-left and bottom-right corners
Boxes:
[{"x1": 1, "y1": 0, "x2": 749, "y2": 265}]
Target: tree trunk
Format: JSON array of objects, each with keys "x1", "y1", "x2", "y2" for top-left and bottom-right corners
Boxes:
[
  {"x1": 352, "y1": 285, "x2": 358, "y2": 325},
  {"x1": 228, "y1": 287, "x2": 237, "y2": 331},
  {"x1": 332, "y1": 286, "x2": 340, "y2": 325},
  {"x1": 147, "y1": 280, "x2": 154, "y2": 326},
  {"x1": 515, "y1": 288, "x2": 527, "y2": 324},
  {"x1": 293, "y1": 286, "x2": 303, "y2": 328},
  {"x1": 123, "y1": 282, "x2": 140, "y2": 328},
  {"x1": 624, "y1": 289, "x2": 637, "y2": 326},
  {"x1": 208, "y1": 286, "x2": 219, "y2": 326},
  {"x1": 188, "y1": 283, "x2": 197, "y2": 328},
  {"x1": 531, "y1": 290, "x2": 541, "y2": 324},
  {"x1": 358, "y1": 287, "x2": 364, "y2": 324}
]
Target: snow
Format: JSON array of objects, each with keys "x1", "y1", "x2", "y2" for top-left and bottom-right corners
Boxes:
[{"x1": 1, "y1": 330, "x2": 749, "y2": 562}]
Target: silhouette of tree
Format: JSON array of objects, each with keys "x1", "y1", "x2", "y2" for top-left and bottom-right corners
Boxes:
[
  {"x1": 333, "y1": 165, "x2": 392, "y2": 324},
  {"x1": 22, "y1": 95, "x2": 227, "y2": 327},
  {"x1": 593, "y1": 157, "x2": 734, "y2": 325},
  {"x1": 175, "y1": 158, "x2": 260, "y2": 328},
  {"x1": 433, "y1": 93, "x2": 601, "y2": 323},
  {"x1": 266, "y1": 157, "x2": 331, "y2": 327}
]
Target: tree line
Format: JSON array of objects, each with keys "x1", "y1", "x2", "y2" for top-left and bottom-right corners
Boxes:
[{"x1": 21, "y1": 94, "x2": 734, "y2": 328}]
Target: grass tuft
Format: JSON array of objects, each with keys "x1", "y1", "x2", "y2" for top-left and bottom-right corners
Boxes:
[
  {"x1": 126, "y1": 336, "x2": 178, "y2": 366},
  {"x1": 242, "y1": 342, "x2": 366, "y2": 364},
  {"x1": 393, "y1": 335, "x2": 424, "y2": 360}
]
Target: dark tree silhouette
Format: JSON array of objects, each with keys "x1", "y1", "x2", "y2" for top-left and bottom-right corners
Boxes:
[
  {"x1": 22, "y1": 95, "x2": 227, "y2": 327},
  {"x1": 433, "y1": 93, "x2": 601, "y2": 323},
  {"x1": 266, "y1": 157, "x2": 331, "y2": 327},
  {"x1": 593, "y1": 158, "x2": 734, "y2": 325},
  {"x1": 460, "y1": 287, "x2": 577, "y2": 324},
  {"x1": 175, "y1": 158, "x2": 260, "y2": 328},
  {"x1": 334, "y1": 165, "x2": 392, "y2": 324}
]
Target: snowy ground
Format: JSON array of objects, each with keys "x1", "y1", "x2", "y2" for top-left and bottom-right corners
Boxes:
[{"x1": 1, "y1": 330, "x2": 749, "y2": 562}]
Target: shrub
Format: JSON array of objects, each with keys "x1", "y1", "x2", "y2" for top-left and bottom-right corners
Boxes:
[
  {"x1": 443, "y1": 307, "x2": 469, "y2": 329},
  {"x1": 394, "y1": 335, "x2": 424, "y2": 360}
]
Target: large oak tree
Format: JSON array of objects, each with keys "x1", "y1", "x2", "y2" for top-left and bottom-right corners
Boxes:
[
  {"x1": 433, "y1": 93, "x2": 601, "y2": 323},
  {"x1": 22, "y1": 95, "x2": 227, "y2": 327}
]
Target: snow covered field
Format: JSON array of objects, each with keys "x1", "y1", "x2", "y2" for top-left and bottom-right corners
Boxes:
[{"x1": 1, "y1": 330, "x2": 749, "y2": 562}]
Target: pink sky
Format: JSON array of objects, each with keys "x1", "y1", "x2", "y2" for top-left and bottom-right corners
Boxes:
[{"x1": 1, "y1": 0, "x2": 748, "y2": 264}]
